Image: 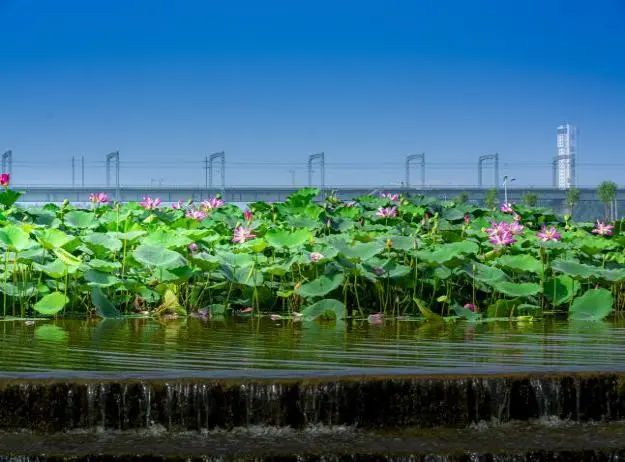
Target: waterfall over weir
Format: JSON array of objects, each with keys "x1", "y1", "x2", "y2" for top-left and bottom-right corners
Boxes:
[
  {"x1": 2, "y1": 320, "x2": 625, "y2": 460},
  {"x1": 1, "y1": 372, "x2": 624, "y2": 432}
]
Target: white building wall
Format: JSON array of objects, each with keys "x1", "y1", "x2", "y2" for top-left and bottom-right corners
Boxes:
[{"x1": 556, "y1": 124, "x2": 577, "y2": 189}]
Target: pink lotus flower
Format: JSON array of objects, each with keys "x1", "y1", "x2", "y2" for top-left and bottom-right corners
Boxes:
[
  {"x1": 508, "y1": 221, "x2": 524, "y2": 235},
  {"x1": 139, "y1": 196, "x2": 161, "y2": 210},
  {"x1": 592, "y1": 220, "x2": 614, "y2": 236},
  {"x1": 185, "y1": 209, "x2": 207, "y2": 221},
  {"x1": 464, "y1": 214, "x2": 470, "y2": 225},
  {"x1": 232, "y1": 226, "x2": 256, "y2": 244},
  {"x1": 171, "y1": 200, "x2": 184, "y2": 210},
  {"x1": 188, "y1": 243, "x2": 199, "y2": 253},
  {"x1": 88, "y1": 192, "x2": 109, "y2": 204},
  {"x1": 309, "y1": 252, "x2": 324, "y2": 263},
  {"x1": 367, "y1": 312, "x2": 384, "y2": 324},
  {"x1": 376, "y1": 206, "x2": 398, "y2": 218},
  {"x1": 500, "y1": 203, "x2": 514, "y2": 213},
  {"x1": 489, "y1": 231, "x2": 515, "y2": 246},
  {"x1": 200, "y1": 197, "x2": 224, "y2": 211},
  {"x1": 380, "y1": 192, "x2": 399, "y2": 201},
  {"x1": 537, "y1": 225, "x2": 561, "y2": 242},
  {"x1": 485, "y1": 221, "x2": 516, "y2": 246},
  {"x1": 464, "y1": 303, "x2": 476, "y2": 312},
  {"x1": 0, "y1": 173, "x2": 9, "y2": 187},
  {"x1": 243, "y1": 209, "x2": 253, "y2": 222}
]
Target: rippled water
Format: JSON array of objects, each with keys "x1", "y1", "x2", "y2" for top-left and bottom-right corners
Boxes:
[{"x1": 0, "y1": 317, "x2": 624, "y2": 377}]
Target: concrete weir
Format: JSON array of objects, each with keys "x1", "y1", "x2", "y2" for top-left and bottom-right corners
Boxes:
[{"x1": 0, "y1": 372, "x2": 624, "y2": 432}]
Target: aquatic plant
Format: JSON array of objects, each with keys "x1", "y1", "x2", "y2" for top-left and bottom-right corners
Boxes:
[
  {"x1": 139, "y1": 196, "x2": 161, "y2": 210},
  {"x1": 376, "y1": 206, "x2": 398, "y2": 218},
  {"x1": 0, "y1": 186, "x2": 622, "y2": 323},
  {"x1": 201, "y1": 197, "x2": 224, "y2": 211},
  {"x1": 592, "y1": 221, "x2": 614, "y2": 236},
  {"x1": 88, "y1": 192, "x2": 109, "y2": 204},
  {"x1": 232, "y1": 226, "x2": 256, "y2": 243},
  {"x1": 537, "y1": 225, "x2": 561, "y2": 242}
]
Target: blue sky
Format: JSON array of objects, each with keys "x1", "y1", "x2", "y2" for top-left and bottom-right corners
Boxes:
[{"x1": 2, "y1": 0, "x2": 625, "y2": 187}]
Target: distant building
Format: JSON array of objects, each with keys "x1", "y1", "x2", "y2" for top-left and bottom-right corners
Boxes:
[{"x1": 555, "y1": 123, "x2": 577, "y2": 189}]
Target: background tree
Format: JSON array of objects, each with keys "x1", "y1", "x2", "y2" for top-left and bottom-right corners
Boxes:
[
  {"x1": 566, "y1": 187, "x2": 580, "y2": 218},
  {"x1": 454, "y1": 191, "x2": 469, "y2": 204},
  {"x1": 522, "y1": 192, "x2": 538, "y2": 207},
  {"x1": 597, "y1": 180, "x2": 618, "y2": 221},
  {"x1": 484, "y1": 188, "x2": 498, "y2": 209}
]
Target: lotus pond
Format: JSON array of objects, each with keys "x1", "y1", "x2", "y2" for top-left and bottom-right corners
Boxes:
[
  {"x1": 4, "y1": 317, "x2": 625, "y2": 377},
  {"x1": 0, "y1": 187, "x2": 623, "y2": 322}
]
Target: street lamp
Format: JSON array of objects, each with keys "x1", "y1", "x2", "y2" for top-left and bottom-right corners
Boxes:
[{"x1": 503, "y1": 176, "x2": 516, "y2": 204}]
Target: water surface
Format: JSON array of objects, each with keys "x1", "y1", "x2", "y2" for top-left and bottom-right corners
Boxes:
[{"x1": 1, "y1": 317, "x2": 624, "y2": 378}]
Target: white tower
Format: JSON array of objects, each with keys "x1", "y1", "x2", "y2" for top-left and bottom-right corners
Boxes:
[{"x1": 556, "y1": 123, "x2": 577, "y2": 189}]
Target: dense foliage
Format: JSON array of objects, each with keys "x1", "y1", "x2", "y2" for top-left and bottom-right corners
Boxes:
[{"x1": 0, "y1": 186, "x2": 623, "y2": 322}]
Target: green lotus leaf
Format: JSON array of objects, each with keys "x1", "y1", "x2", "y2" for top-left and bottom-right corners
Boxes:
[
  {"x1": 33, "y1": 259, "x2": 77, "y2": 279},
  {"x1": 366, "y1": 259, "x2": 411, "y2": 279},
  {"x1": 463, "y1": 262, "x2": 508, "y2": 284},
  {"x1": 296, "y1": 272, "x2": 344, "y2": 298},
  {"x1": 143, "y1": 229, "x2": 192, "y2": 248},
  {"x1": 384, "y1": 235, "x2": 418, "y2": 251},
  {"x1": 0, "y1": 282, "x2": 37, "y2": 297},
  {"x1": 551, "y1": 260, "x2": 600, "y2": 279},
  {"x1": 111, "y1": 230, "x2": 146, "y2": 241},
  {"x1": 91, "y1": 287, "x2": 122, "y2": 318},
  {"x1": 414, "y1": 297, "x2": 444, "y2": 323},
  {"x1": 220, "y1": 265, "x2": 264, "y2": 287},
  {"x1": 576, "y1": 236, "x2": 615, "y2": 256},
  {"x1": 285, "y1": 188, "x2": 319, "y2": 208},
  {"x1": 442, "y1": 208, "x2": 466, "y2": 221},
  {"x1": 33, "y1": 291, "x2": 69, "y2": 315},
  {"x1": 417, "y1": 241, "x2": 479, "y2": 265},
  {"x1": 238, "y1": 237, "x2": 267, "y2": 253},
  {"x1": 544, "y1": 275, "x2": 579, "y2": 306},
  {"x1": 599, "y1": 268, "x2": 625, "y2": 282},
  {"x1": 156, "y1": 289, "x2": 187, "y2": 316},
  {"x1": 495, "y1": 254, "x2": 543, "y2": 275},
  {"x1": 133, "y1": 244, "x2": 187, "y2": 269},
  {"x1": 64, "y1": 211, "x2": 96, "y2": 228},
  {"x1": 53, "y1": 248, "x2": 82, "y2": 267},
  {"x1": 0, "y1": 225, "x2": 32, "y2": 251},
  {"x1": 452, "y1": 303, "x2": 480, "y2": 322},
  {"x1": 300, "y1": 298, "x2": 345, "y2": 321},
  {"x1": 88, "y1": 259, "x2": 122, "y2": 272},
  {"x1": 84, "y1": 269, "x2": 120, "y2": 287},
  {"x1": 82, "y1": 232, "x2": 122, "y2": 252},
  {"x1": 265, "y1": 228, "x2": 312, "y2": 248},
  {"x1": 490, "y1": 281, "x2": 542, "y2": 297},
  {"x1": 36, "y1": 228, "x2": 74, "y2": 250},
  {"x1": 332, "y1": 240, "x2": 384, "y2": 261},
  {"x1": 0, "y1": 189, "x2": 22, "y2": 207},
  {"x1": 569, "y1": 288, "x2": 613, "y2": 321},
  {"x1": 487, "y1": 298, "x2": 522, "y2": 318},
  {"x1": 215, "y1": 251, "x2": 254, "y2": 267}
]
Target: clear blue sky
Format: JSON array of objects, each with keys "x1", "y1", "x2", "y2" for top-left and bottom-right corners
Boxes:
[{"x1": 2, "y1": 0, "x2": 625, "y2": 187}]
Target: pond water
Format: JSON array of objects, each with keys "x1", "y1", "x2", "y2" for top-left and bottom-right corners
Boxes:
[{"x1": 2, "y1": 317, "x2": 625, "y2": 378}]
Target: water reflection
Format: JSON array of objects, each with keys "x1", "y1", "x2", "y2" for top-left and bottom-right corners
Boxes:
[{"x1": 0, "y1": 317, "x2": 624, "y2": 376}]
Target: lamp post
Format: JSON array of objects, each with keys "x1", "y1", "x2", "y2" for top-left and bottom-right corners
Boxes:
[{"x1": 503, "y1": 175, "x2": 516, "y2": 204}]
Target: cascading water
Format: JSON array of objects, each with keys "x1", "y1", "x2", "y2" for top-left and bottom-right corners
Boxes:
[{"x1": 0, "y1": 373, "x2": 623, "y2": 432}]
